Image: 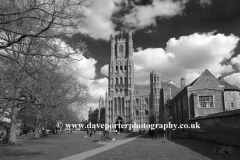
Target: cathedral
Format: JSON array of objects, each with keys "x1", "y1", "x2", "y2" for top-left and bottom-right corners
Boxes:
[
  {"x1": 91, "y1": 31, "x2": 240, "y2": 132},
  {"x1": 103, "y1": 31, "x2": 161, "y2": 131}
]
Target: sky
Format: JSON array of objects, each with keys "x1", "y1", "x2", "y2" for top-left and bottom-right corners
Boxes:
[{"x1": 67, "y1": 0, "x2": 240, "y2": 119}]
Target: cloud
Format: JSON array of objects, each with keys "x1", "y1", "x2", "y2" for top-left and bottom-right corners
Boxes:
[
  {"x1": 78, "y1": 0, "x2": 120, "y2": 40},
  {"x1": 87, "y1": 78, "x2": 108, "y2": 101},
  {"x1": 225, "y1": 73, "x2": 240, "y2": 88},
  {"x1": 231, "y1": 54, "x2": 240, "y2": 70},
  {"x1": 58, "y1": 39, "x2": 108, "y2": 119},
  {"x1": 133, "y1": 32, "x2": 239, "y2": 87},
  {"x1": 100, "y1": 64, "x2": 109, "y2": 76},
  {"x1": 122, "y1": 0, "x2": 187, "y2": 29},
  {"x1": 199, "y1": 0, "x2": 212, "y2": 7}
]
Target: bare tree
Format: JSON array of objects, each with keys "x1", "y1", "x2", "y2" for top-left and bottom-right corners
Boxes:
[
  {"x1": 0, "y1": 36, "x2": 89, "y2": 144},
  {"x1": 0, "y1": 0, "x2": 91, "y2": 49}
]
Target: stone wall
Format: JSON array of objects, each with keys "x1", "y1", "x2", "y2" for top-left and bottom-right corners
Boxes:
[
  {"x1": 224, "y1": 91, "x2": 240, "y2": 111},
  {"x1": 190, "y1": 109, "x2": 240, "y2": 146}
]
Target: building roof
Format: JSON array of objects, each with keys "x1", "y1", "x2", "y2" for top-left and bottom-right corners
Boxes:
[
  {"x1": 219, "y1": 79, "x2": 240, "y2": 91},
  {"x1": 134, "y1": 81, "x2": 181, "y2": 97}
]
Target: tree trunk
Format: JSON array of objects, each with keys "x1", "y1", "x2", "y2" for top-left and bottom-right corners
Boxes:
[
  {"x1": 8, "y1": 106, "x2": 18, "y2": 145},
  {"x1": 33, "y1": 118, "x2": 40, "y2": 139},
  {"x1": 33, "y1": 126, "x2": 40, "y2": 139}
]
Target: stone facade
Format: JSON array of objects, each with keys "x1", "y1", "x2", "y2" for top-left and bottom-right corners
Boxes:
[
  {"x1": 104, "y1": 31, "x2": 161, "y2": 130},
  {"x1": 167, "y1": 69, "x2": 240, "y2": 129}
]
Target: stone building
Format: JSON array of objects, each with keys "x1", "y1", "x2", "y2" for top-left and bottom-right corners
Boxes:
[
  {"x1": 90, "y1": 31, "x2": 240, "y2": 132},
  {"x1": 104, "y1": 31, "x2": 162, "y2": 131},
  {"x1": 166, "y1": 69, "x2": 240, "y2": 130}
]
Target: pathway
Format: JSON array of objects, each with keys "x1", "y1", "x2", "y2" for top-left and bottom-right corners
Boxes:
[{"x1": 59, "y1": 136, "x2": 140, "y2": 160}]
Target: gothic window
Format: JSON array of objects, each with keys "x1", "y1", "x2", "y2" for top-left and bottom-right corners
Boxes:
[
  {"x1": 119, "y1": 45, "x2": 124, "y2": 53},
  {"x1": 136, "y1": 98, "x2": 139, "y2": 105},
  {"x1": 120, "y1": 66, "x2": 123, "y2": 72},
  {"x1": 136, "y1": 110, "x2": 139, "y2": 116},
  {"x1": 114, "y1": 98, "x2": 117, "y2": 114},
  {"x1": 118, "y1": 97, "x2": 121, "y2": 114},
  {"x1": 145, "y1": 98, "x2": 148, "y2": 105},
  {"x1": 145, "y1": 110, "x2": 149, "y2": 115},
  {"x1": 199, "y1": 96, "x2": 213, "y2": 108},
  {"x1": 122, "y1": 98, "x2": 124, "y2": 114}
]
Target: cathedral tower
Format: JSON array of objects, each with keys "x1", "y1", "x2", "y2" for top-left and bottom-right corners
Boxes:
[
  {"x1": 150, "y1": 71, "x2": 161, "y2": 123},
  {"x1": 106, "y1": 30, "x2": 134, "y2": 129}
]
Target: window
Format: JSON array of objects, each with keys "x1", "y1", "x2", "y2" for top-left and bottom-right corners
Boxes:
[
  {"x1": 136, "y1": 110, "x2": 139, "y2": 116},
  {"x1": 136, "y1": 98, "x2": 139, "y2": 105},
  {"x1": 145, "y1": 98, "x2": 148, "y2": 105},
  {"x1": 145, "y1": 110, "x2": 149, "y2": 115},
  {"x1": 231, "y1": 102, "x2": 235, "y2": 108},
  {"x1": 199, "y1": 96, "x2": 213, "y2": 108},
  {"x1": 119, "y1": 45, "x2": 124, "y2": 53}
]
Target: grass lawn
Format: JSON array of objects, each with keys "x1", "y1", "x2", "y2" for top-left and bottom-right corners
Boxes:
[
  {"x1": 86, "y1": 134, "x2": 240, "y2": 160},
  {"x1": 0, "y1": 131, "x2": 138, "y2": 160}
]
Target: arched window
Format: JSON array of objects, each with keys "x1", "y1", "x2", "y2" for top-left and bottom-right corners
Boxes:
[
  {"x1": 136, "y1": 98, "x2": 139, "y2": 105},
  {"x1": 120, "y1": 77, "x2": 123, "y2": 85},
  {"x1": 145, "y1": 110, "x2": 149, "y2": 115},
  {"x1": 119, "y1": 45, "x2": 124, "y2": 53},
  {"x1": 120, "y1": 66, "x2": 123, "y2": 72},
  {"x1": 145, "y1": 98, "x2": 148, "y2": 105},
  {"x1": 136, "y1": 110, "x2": 139, "y2": 116},
  {"x1": 114, "y1": 98, "x2": 117, "y2": 114},
  {"x1": 116, "y1": 78, "x2": 119, "y2": 85},
  {"x1": 124, "y1": 65, "x2": 127, "y2": 71}
]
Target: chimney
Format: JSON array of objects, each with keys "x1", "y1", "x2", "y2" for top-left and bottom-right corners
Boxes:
[
  {"x1": 219, "y1": 76, "x2": 224, "y2": 81},
  {"x1": 180, "y1": 78, "x2": 185, "y2": 89}
]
